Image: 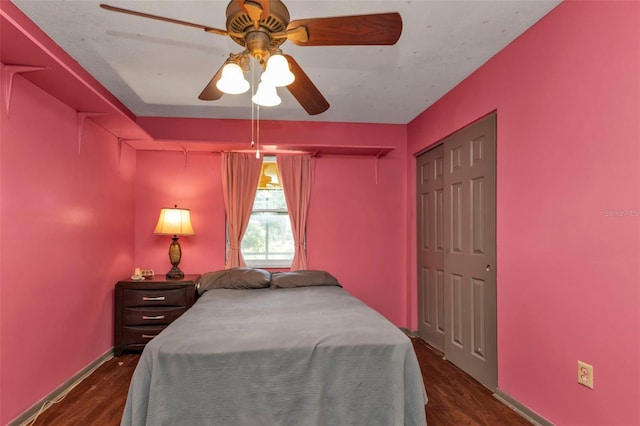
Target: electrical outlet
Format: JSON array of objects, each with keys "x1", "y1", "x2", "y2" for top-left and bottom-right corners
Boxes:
[{"x1": 578, "y1": 361, "x2": 594, "y2": 389}]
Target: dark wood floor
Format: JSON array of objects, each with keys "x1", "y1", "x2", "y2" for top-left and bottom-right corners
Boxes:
[
  {"x1": 411, "y1": 338, "x2": 530, "y2": 425},
  {"x1": 30, "y1": 338, "x2": 529, "y2": 425}
]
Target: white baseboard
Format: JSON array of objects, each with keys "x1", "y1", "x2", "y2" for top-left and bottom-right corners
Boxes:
[
  {"x1": 9, "y1": 348, "x2": 114, "y2": 426},
  {"x1": 494, "y1": 388, "x2": 554, "y2": 426}
]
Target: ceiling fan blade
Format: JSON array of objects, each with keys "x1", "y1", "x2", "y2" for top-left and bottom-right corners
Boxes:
[
  {"x1": 287, "y1": 12, "x2": 402, "y2": 46},
  {"x1": 198, "y1": 63, "x2": 225, "y2": 101},
  {"x1": 283, "y1": 54, "x2": 329, "y2": 115},
  {"x1": 100, "y1": 4, "x2": 228, "y2": 36},
  {"x1": 236, "y1": 0, "x2": 270, "y2": 27}
]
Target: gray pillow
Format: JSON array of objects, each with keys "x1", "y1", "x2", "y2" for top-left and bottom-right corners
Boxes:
[
  {"x1": 270, "y1": 270, "x2": 341, "y2": 289},
  {"x1": 197, "y1": 268, "x2": 271, "y2": 294}
]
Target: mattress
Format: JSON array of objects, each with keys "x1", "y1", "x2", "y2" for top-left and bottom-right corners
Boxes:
[{"x1": 121, "y1": 286, "x2": 427, "y2": 425}]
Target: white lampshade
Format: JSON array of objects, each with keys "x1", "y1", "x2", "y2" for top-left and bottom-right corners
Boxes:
[
  {"x1": 252, "y1": 81, "x2": 281, "y2": 107},
  {"x1": 154, "y1": 207, "x2": 195, "y2": 236},
  {"x1": 216, "y1": 63, "x2": 250, "y2": 94},
  {"x1": 261, "y1": 54, "x2": 295, "y2": 87}
]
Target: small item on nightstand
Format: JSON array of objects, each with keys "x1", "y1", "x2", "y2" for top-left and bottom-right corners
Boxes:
[
  {"x1": 141, "y1": 269, "x2": 155, "y2": 279},
  {"x1": 131, "y1": 267, "x2": 143, "y2": 280}
]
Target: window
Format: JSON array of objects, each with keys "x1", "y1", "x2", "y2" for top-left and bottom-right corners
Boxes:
[{"x1": 242, "y1": 157, "x2": 295, "y2": 267}]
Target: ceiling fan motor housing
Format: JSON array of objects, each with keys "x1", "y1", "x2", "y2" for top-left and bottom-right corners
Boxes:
[{"x1": 226, "y1": 0, "x2": 290, "y2": 61}]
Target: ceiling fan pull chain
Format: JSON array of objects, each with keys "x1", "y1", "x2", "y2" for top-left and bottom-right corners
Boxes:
[
  {"x1": 256, "y1": 104, "x2": 261, "y2": 159},
  {"x1": 251, "y1": 59, "x2": 255, "y2": 148}
]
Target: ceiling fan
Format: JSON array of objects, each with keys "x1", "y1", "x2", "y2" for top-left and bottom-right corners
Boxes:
[{"x1": 100, "y1": 0, "x2": 403, "y2": 115}]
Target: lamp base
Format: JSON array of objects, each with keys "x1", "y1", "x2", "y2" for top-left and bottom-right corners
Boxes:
[
  {"x1": 166, "y1": 266, "x2": 184, "y2": 279},
  {"x1": 166, "y1": 236, "x2": 184, "y2": 279}
]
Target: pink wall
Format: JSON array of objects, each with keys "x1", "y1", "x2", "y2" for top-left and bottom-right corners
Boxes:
[
  {"x1": 132, "y1": 120, "x2": 410, "y2": 325},
  {"x1": 134, "y1": 151, "x2": 225, "y2": 276},
  {"x1": 306, "y1": 151, "x2": 407, "y2": 319},
  {"x1": 0, "y1": 75, "x2": 136, "y2": 424},
  {"x1": 3, "y1": 1, "x2": 638, "y2": 425},
  {"x1": 407, "y1": 2, "x2": 640, "y2": 425},
  {"x1": 137, "y1": 116, "x2": 405, "y2": 147}
]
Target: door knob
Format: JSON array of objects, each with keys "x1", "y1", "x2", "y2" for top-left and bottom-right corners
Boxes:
[{"x1": 486, "y1": 264, "x2": 492, "y2": 271}]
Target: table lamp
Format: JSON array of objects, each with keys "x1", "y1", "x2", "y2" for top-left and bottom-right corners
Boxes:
[{"x1": 154, "y1": 205, "x2": 195, "y2": 279}]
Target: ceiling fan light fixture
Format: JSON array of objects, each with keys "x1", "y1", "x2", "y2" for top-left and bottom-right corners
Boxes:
[
  {"x1": 252, "y1": 81, "x2": 281, "y2": 107},
  {"x1": 216, "y1": 63, "x2": 250, "y2": 94},
  {"x1": 261, "y1": 53, "x2": 295, "y2": 87},
  {"x1": 99, "y1": 1, "x2": 403, "y2": 115}
]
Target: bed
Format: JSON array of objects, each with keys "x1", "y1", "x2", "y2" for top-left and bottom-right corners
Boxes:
[{"x1": 121, "y1": 269, "x2": 427, "y2": 426}]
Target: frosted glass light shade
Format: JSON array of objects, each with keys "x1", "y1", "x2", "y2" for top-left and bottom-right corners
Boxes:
[
  {"x1": 252, "y1": 81, "x2": 281, "y2": 107},
  {"x1": 261, "y1": 54, "x2": 295, "y2": 87},
  {"x1": 216, "y1": 63, "x2": 250, "y2": 94},
  {"x1": 154, "y1": 207, "x2": 195, "y2": 236}
]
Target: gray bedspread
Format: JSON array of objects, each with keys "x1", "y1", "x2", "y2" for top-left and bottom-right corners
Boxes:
[{"x1": 121, "y1": 286, "x2": 427, "y2": 426}]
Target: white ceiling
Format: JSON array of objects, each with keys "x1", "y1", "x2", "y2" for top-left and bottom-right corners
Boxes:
[{"x1": 12, "y1": 0, "x2": 560, "y2": 124}]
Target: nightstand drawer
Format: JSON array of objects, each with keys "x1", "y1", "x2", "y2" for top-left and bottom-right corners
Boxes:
[
  {"x1": 122, "y1": 325, "x2": 167, "y2": 345},
  {"x1": 115, "y1": 275, "x2": 199, "y2": 356},
  {"x1": 123, "y1": 306, "x2": 187, "y2": 326},
  {"x1": 123, "y1": 288, "x2": 187, "y2": 307}
]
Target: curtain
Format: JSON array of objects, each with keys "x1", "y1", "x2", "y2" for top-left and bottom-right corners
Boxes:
[
  {"x1": 221, "y1": 152, "x2": 262, "y2": 269},
  {"x1": 277, "y1": 154, "x2": 312, "y2": 270}
]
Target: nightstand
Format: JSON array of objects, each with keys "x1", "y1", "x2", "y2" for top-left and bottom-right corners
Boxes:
[{"x1": 114, "y1": 274, "x2": 200, "y2": 356}]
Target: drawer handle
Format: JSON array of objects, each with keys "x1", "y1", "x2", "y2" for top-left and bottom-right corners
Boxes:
[
  {"x1": 142, "y1": 315, "x2": 165, "y2": 320},
  {"x1": 142, "y1": 296, "x2": 166, "y2": 301},
  {"x1": 142, "y1": 334, "x2": 158, "y2": 339}
]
